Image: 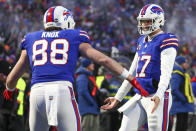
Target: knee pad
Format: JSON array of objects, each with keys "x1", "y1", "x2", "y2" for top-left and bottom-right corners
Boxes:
[{"x1": 148, "y1": 115, "x2": 158, "y2": 128}]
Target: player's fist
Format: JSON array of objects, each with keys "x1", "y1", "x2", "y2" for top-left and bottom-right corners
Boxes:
[
  {"x1": 3, "y1": 89, "x2": 14, "y2": 102},
  {"x1": 130, "y1": 78, "x2": 149, "y2": 97}
]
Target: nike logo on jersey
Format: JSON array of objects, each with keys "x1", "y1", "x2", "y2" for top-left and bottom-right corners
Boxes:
[
  {"x1": 169, "y1": 34, "x2": 175, "y2": 37},
  {"x1": 41, "y1": 32, "x2": 59, "y2": 38}
]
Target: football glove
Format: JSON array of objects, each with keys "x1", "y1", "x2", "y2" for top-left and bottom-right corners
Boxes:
[{"x1": 3, "y1": 88, "x2": 14, "y2": 102}]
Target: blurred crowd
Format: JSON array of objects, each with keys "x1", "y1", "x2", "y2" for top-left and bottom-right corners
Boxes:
[
  {"x1": 0, "y1": 0, "x2": 196, "y2": 70},
  {"x1": 0, "y1": 0, "x2": 196, "y2": 131}
]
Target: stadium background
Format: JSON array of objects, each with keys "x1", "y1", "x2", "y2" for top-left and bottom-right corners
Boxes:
[{"x1": 0, "y1": 0, "x2": 195, "y2": 71}]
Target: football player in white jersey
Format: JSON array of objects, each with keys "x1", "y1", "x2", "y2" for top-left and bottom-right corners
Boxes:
[{"x1": 101, "y1": 4, "x2": 178, "y2": 131}]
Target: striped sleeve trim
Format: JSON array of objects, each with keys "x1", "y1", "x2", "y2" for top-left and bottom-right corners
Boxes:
[
  {"x1": 79, "y1": 33, "x2": 90, "y2": 39},
  {"x1": 79, "y1": 30, "x2": 88, "y2": 34},
  {"x1": 160, "y1": 42, "x2": 178, "y2": 48},
  {"x1": 161, "y1": 37, "x2": 179, "y2": 49},
  {"x1": 162, "y1": 38, "x2": 178, "y2": 43}
]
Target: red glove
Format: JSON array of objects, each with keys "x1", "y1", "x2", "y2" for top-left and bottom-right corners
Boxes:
[
  {"x1": 3, "y1": 88, "x2": 14, "y2": 101},
  {"x1": 130, "y1": 78, "x2": 149, "y2": 97}
]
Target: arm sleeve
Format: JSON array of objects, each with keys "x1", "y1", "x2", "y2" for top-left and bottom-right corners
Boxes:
[
  {"x1": 114, "y1": 52, "x2": 138, "y2": 101},
  {"x1": 155, "y1": 47, "x2": 177, "y2": 99}
]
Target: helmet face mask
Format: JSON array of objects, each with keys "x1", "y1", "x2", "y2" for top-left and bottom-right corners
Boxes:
[
  {"x1": 43, "y1": 6, "x2": 75, "y2": 30},
  {"x1": 138, "y1": 18, "x2": 153, "y2": 35},
  {"x1": 60, "y1": 12, "x2": 75, "y2": 29},
  {"x1": 137, "y1": 4, "x2": 165, "y2": 35}
]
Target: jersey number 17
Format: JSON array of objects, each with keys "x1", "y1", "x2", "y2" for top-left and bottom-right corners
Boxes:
[{"x1": 136, "y1": 55, "x2": 151, "y2": 77}]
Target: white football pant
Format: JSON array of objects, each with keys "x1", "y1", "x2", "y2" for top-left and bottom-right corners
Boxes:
[
  {"x1": 29, "y1": 81, "x2": 81, "y2": 131},
  {"x1": 119, "y1": 91, "x2": 172, "y2": 131}
]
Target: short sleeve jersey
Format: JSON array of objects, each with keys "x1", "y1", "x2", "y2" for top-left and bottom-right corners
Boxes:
[
  {"x1": 20, "y1": 29, "x2": 91, "y2": 86},
  {"x1": 134, "y1": 33, "x2": 178, "y2": 94}
]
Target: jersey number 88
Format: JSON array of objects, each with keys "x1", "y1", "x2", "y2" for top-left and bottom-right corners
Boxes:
[{"x1": 32, "y1": 39, "x2": 69, "y2": 66}]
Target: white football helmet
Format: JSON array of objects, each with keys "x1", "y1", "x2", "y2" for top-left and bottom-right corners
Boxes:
[
  {"x1": 137, "y1": 4, "x2": 165, "y2": 35},
  {"x1": 59, "y1": 10, "x2": 75, "y2": 29},
  {"x1": 43, "y1": 6, "x2": 75, "y2": 29}
]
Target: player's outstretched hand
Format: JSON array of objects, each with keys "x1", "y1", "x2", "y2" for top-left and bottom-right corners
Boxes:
[
  {"x1": 3, "y1": 89, "x2": 14, "y2": 102},
  {"x1": 130, "y1": 78, "x2": 149, "y2": 97},
  {"x1": 100, "y1": 97, "x2": 119, "y2": 110},
  {"x1": 151, "y1": 95, "x2": 160, "y2": 113}
]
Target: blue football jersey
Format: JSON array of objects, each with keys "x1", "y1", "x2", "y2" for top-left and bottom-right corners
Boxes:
[
  {"x1": 134, "y1": 33, "x2": 178, "y2": 94},
  {"x1": 20, "y1": 29, "x2": 91, "y2": 86}
]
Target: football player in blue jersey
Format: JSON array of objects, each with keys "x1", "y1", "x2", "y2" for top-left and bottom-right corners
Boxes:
[
  {"x1": 101, "y1": 4, "x2": 179, "y2": 131},
  {"x1": 3, "y1": 6, "x2": 148, "y2": 131}
]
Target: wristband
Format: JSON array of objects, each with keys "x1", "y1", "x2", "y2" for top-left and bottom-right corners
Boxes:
[
  {"x1": 120, "y1": 68, "x2": 129, "y2": 79},
  {"x1": 6, "y1": 87, "x2": 15, "y2": 91}
]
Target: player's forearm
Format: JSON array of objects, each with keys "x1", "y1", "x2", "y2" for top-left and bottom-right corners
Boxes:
[
  {"x1": 128, "y1": 52, "x2": 138, "y2": 74},
  {"x1": 115, "y1": 53, "x2": 138, "y2": 101},
  {"x1": 6, "y1": 76, "x2": 18, "y2": 90},
  {"x1": 6, "y1": 62, "x2": 27, "y2": 89},
  {"x1": 115, "y1": 80, "x2": 132, "y2": 101},
  {"x1": 98, "y1": 56, "x2": 124, "y2": 76},
  {"x1": 6, "y1": 50, "x2": 29, "y2": 89},
  {"x1": 80, "y1": 43, "x2": 133, "y2": 78},
  {"x1": 155, "y1": 48, "x2": 177, "y2": 99},
  {"x1": 99, "y1": 57, "x2": 136, "y2": 82}
]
